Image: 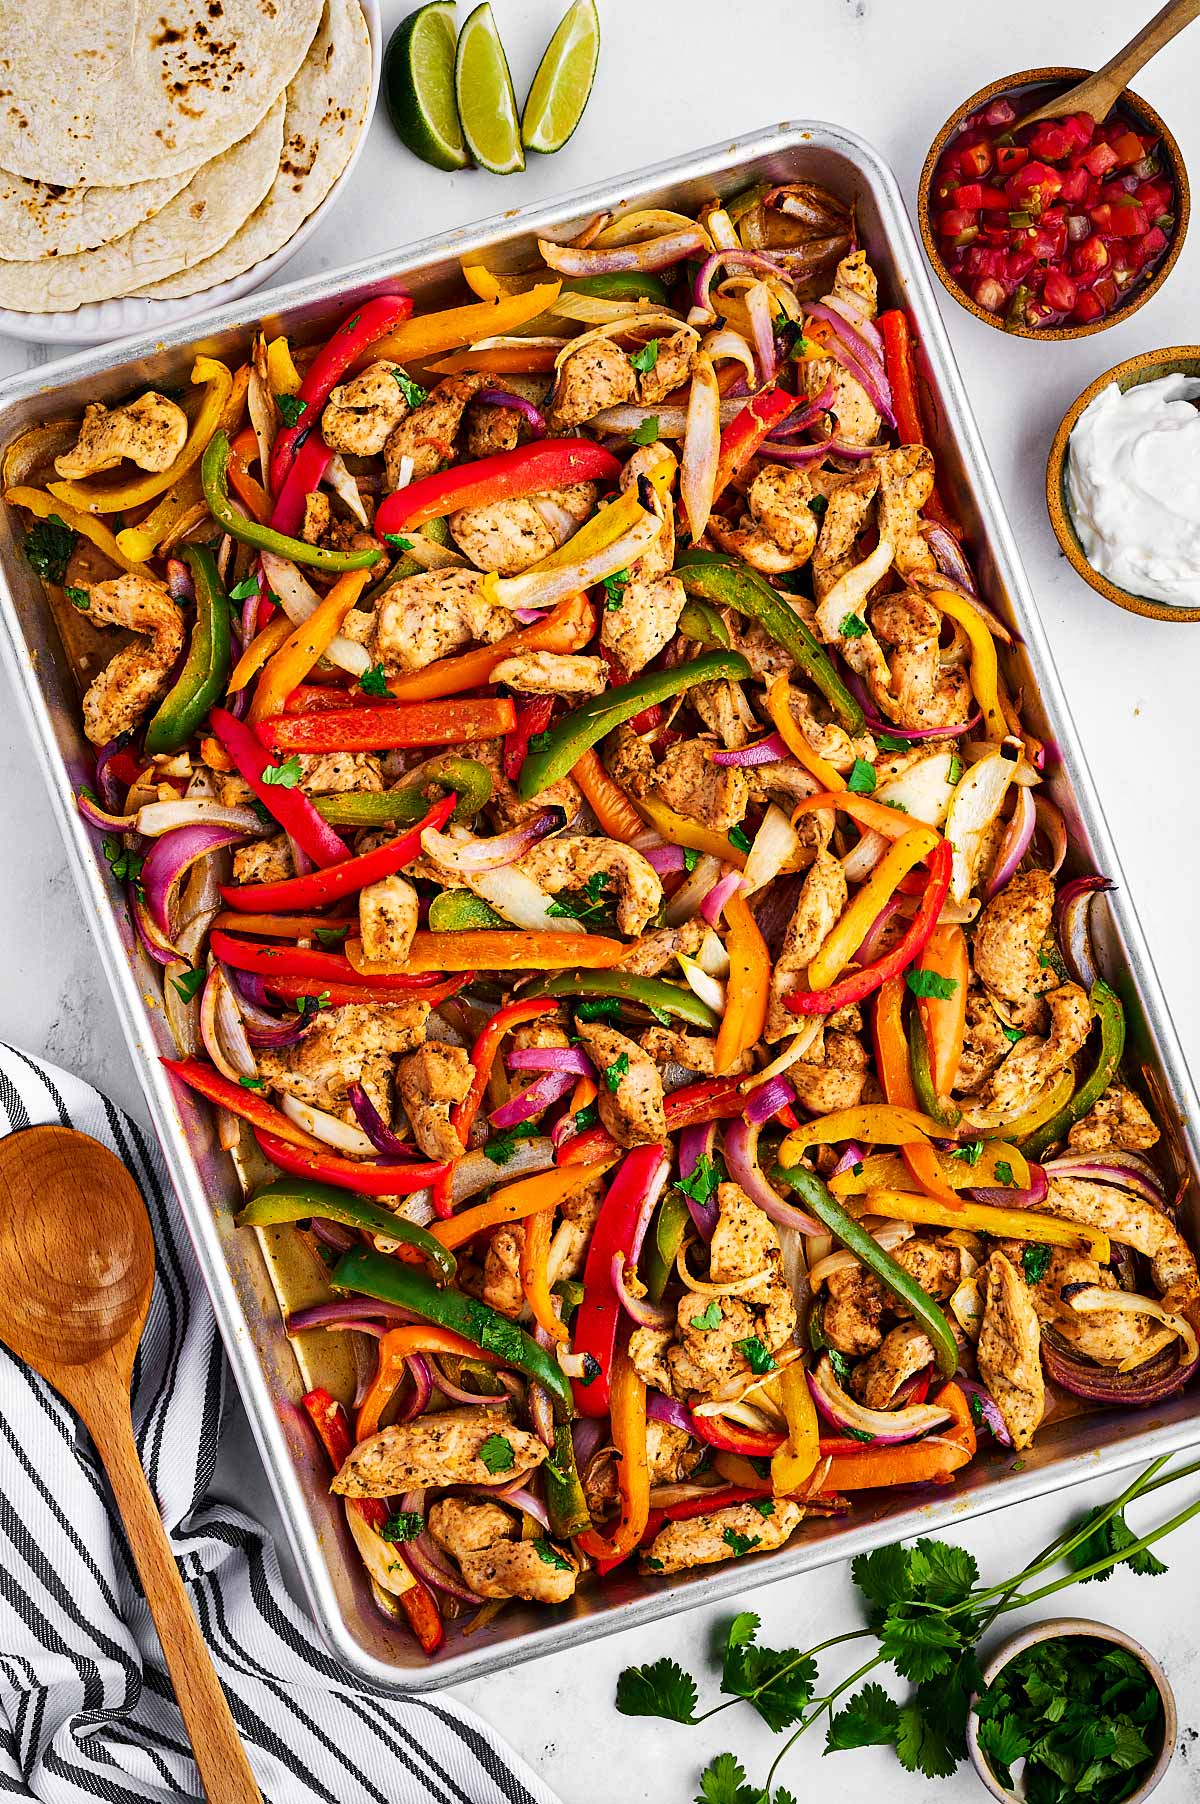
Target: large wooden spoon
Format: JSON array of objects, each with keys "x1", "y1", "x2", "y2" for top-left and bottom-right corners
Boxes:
[
  {"x1": 0, "y1": 1126, "x2": 262, "y2": 1804},
  {"x1": 1021, "y1": 0, "x2": 1200, "y2": 127}
]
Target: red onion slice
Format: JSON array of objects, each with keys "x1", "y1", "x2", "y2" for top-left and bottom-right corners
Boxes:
[
  {"x1": 1042, "y1": 1154, "x2": 1164, "y2": 1208},
  {"x1": 489, "y1": 1068, "x2": 576, "y2": 1128},
  {"x1": 852, "y1": 894, "x2": 904, "y2": 966},
  {"x1": 540, "y1": 225, "x2": 709, "y2": 276},
  {"x1": 678, "y1": 1121, "x2": 718, "y2": 1238},
  {"x1": 348, "y1": 1081, "x2": 413, "y2": 1158},
  {"x1": 507, "y1": 1046, "x2": 595, "y2": 1077},
  {"x1": 644, "y1": 843, "x2": 686, "y2": 875},
  {"x1": 1032, "y1": 794, "x2": 1068, "y2": 878},
  {"x1": 287, "y1": 1299, "x2": 417, "y2": 1334},
  {"x1": 808, "y1": 1355, "x2": 951, "y2": 1445},
  {"x1": 922, "y1": 521, "x2": 978, "y2": 595},
  {"x1": 142, "y1": 824, "x2": 247, "y2": 938},
  {"x1": 829, "y1": 1143, "x2": 866, "y2": 1180},
  {"x1": 766, "y1": 379, "x2": 836, "y2": 438},
  {"x1": 725, "y1": 1118, "x2": 822, "y2": 1234},
  {"x1": 805, "y1": 302, "x2": 895, "y2": 428},
  {"x1": 700, "y1": 868, "x2": 746, "y2": 927},
  {"x1": 966, "y1": 1163, "x2": 1048, "y2": 1209},
  {"x1": 394, "y1": 1353, "x2": 434, "y2": 1424},
  {"x1": 647, "y1": 1391, "x2": 695, "y2": 1435},
  {"x1": 492, "y1": 1482, "x2": 552, "y2": 1531},
  {"x1": 1055, "y1": 875, "x2": 1114, "y2": 990},
  {"x1": 745, "y1": 280, "x2": 778, "y2": 385},
  {"x1": 1041, "y1": 1331, "x2": 1198, "y2": 1406},
  {"x1": 477, "y1": 387, "x2": 548, "y2": 438},
  {"x1": 130, "y1": 888, "x2": 181, "y2": 965},
  {"x1": 430, "y1": 808, "x2": 562, "y2": 875},
  {"x1": 760, "y1": 436, "x2": 877, "y2": 466},
  {"x1": 78, "y1": 789, "x2": 138, "y2": 833},
  {"x1": 95, "y1": 733, "x2": 136, "y2": 814},
  {"x1": 692, "y1": 248, "x2": 796, "y2": 316},
  {"x1": 711, "y1": 732, "x2": 788, "y2": 768},
  {"x1": 986, "y1": 784, "x2": 1036, "y2": 900},
  {"x1": 842, "y1": 669, "x2": 980, "y2": 741},
  {"x1": 953, "y1": 1378, "x2": 1013, "y2": 1447},
  {"x1": 429, "y1": 1356, "x2": 511, "y2": 1407},
  {"x1": 744, "y1": 1073, "x2": 796, "y2": 1127},
  {"x1": 406, "y1": 1531, "x2": 483, "y2": 1606},
  {"x1": 165, "y1": 557, "x2": 195, "y2": 602},
  {"x1": 819, "y1": 291, "x2": 884, "y2": 356}
]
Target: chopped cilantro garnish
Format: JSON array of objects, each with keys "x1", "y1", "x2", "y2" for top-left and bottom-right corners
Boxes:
[
  {"x1": 683, "y1": 847, "x2": 700, "y2": 872},
  {"x1": 275, "y1": 394, "x2": 307, "y2": 427},
  {"x1": 392, "y1": 370, "x2": 428, "y2": 408},
  {"x1": 993, "y1": 1160, "x2": 1016, "y2": 1187},
  {"x1": 1001, "y1": 1023, "x2": 1025, "y2": 1044},
  {"x1": 101, "y1": 836, "x2": 145, "y2": 884},
  {"x1": 229, "y1": 574, "x2": 260, "y2": 601},
  {"x1": 380, "y1": 1511, "x2": 423, "y2": 1543},
  {"x1": 239, "y1": 1076, "x2": 264, "y2": 1091},
  {"x1": 1022, "y1": 1244, "x2": 1051, "y2": 1285},
  {"x1": 483, "y1": 1122, "x2": 539, "y2": 1165},
  {"x1": 260, "y1": 755, "x2": 304, "y2": 788},
  {"x1": 629, "y1": 339, "x2": 659, "y2": 374},
  {"x1": 839, "y1": 613, "x2": 867, "y2": 639},
  {"x1": 692, "y1": 1300, "x2": 723, "y2": 1332},
  {"x1": 479, "y1": 1433, "x2": 516, "y2": 1475},
  {"x1": 722, "y1": 1528, "x2": 761, "y2": 1557},
  {"x1": 951, "y1": 1140, "x2": 984, "y2": 1167},
  {"x1": 947, "y1": 753, "x2": 964, "y2": 785},
  {"x1": 64, "y1": 586, "x2": 90, "y2": 611},
  {"x1": 23, "y1": 514, "x2": 76, "y2": 585},
  {"x1": 728, "y1": 823, "x2": 752, "y2": 855},
  {"x1": 752, "y1": 1498, "x2": 776, "y2": 1518},
  {"x1": 295, "y1": 992, "x2": 331, "y2": 1015},
  {"x1": 572, "y1": 1101, "x2": 599, "y2": 1132},
  {"x1": 575, "y1": 996, "x2": 622, "y2": 1024},
  {"x1": 602, "y1": 566, "x2": 630, "y2": 611},
  {"x1": 807, "y1": 493, "x2": 828, "y2": 518},
  {"x1": 848, "y1": 757, "x2": 877, "y2": 795},
  {"x1": 603, "y1": 1052, "x2": 630, "y2": 1091},
  {"x1": 533, "y1": 1540, "x2": 574, "y2": 1572},
  {"x1": 737, "y1": 1337, "x2": 776, "y2": 1375},
  {"x1": 631, "y1": 415, "x2": 660, "y2": 445},
  {"x1": 171, "y1": 967, "x2": 206, "y2": 1004},
  {"x1": 313, "y1": 925, "x2": 349, "y2": 948},
  {"x1": 383, "y1": 532, "x2": 413, "y2": 553},
  {"x1": 876, "y1": 732, "x2": 912, "y2": 752},
  {"x1": 906, "y1": 968, "x2": 958, "y2": 1000},
  {"x1": 359, "y1": 663, "x2": 390, "y2": 697},
  {"x1": 679, "y1": 1153, "x2": 721, "y2": 1205}
]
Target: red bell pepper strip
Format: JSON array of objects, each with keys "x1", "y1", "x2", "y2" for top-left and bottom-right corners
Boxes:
[
  {"x1": 162, "y1": 1056, "x2": 324, "y2": 1152},
  {"x1": 256, "y1": 696, "x2": 517, "y2": 755},
  {"x1": 218, "y1": 792, "x2": 454, "y2": 913},
  {"x1": 374, "y1": 438, "x2": 621, "y2": 538},
  {"x1": 712, "y1": 385, "x2": 800, "y2": 505},
  {"x1": 433, "y1": 997, "x2": 560, "y2": 1219},
  {"x1": 263, "y1": 974, "x2": 470, "y2": 1009},
  {"x1": 283, "y1": 684, "x2": 357, "y2": 713},
  {"x1": 558, "y1": 1075, "x2": 744, "y2": 1166},
  {"x1": 571, "y1": 1145, "x2": 668, "y2": 1418},
  {"x1": 301, "y1": 1388, "x2": 443, "y2": 1654},
  {"x1": 689, "y1": 1411, "x2": 784, "y2": 1457},
  {"x1": 210, "y1": 930, "x2": 441, "y2": 990},
  {"x1": 876, "y1": 310, "x2": 960, "y2": 537},
  {"x1": 268, "y1": 428, "x2": 333, "y2": 537},
  {"x1": 269, "y1": 296, "x2": 413, "y2": 494},
  {"x1": 784, "y1": 837, "x2": 953, "y2": 1016},
  {"x1": 503, "y1": 694, "x2": 555, "y2": 782},
  {"x1": 208, "y1": 705, "x2": 350, "y2": 870},
  {"x1": 254, "y1": 1126, "x2": 451, "y2": 1196}
]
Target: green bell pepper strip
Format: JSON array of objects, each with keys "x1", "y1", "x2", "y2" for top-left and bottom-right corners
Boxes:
[
  {"x1": 427, "y1": 888, "x2": 508, "y2": 930},
  {"x1": 523, "y1": 968, "x2": 720, "y2": 1031},
  {"x1": 908, "y1": 1009, "x2": 962, "y2": 1131},
  {"x1": 237, "y1": 1178, "x2": 456, "y2": 1283},
  {"x1": 201, "y1": 430, "x2": 382, "y2": 574},
  {"x1": 564, "y1": 273, "x2": 670, "y2": 303},
  {"x1": 311, "y1": 757, "x2": 493, "y2": 829},
  {"x1": 642, "y1": 1190, "x2": 690, "y2": 1304},
  {"x1": 676, "y1": 598, "x2": 730, "y2": 647},
  {"x1": 143, "y1": 543, "x2": 232, "y2": 755},
  {"x1": 770, "y1": 1162, "x2": 959, "y2": 1378},
  {"x1": 516, "y1": 648, "x2": 752, "y2": 798},
  {"x1": 1021, "y1": 979, "x2": 1124, "y2": 1161},
  {"x1": 675, "y1": 548, "x2": 864, "y2": 733}
]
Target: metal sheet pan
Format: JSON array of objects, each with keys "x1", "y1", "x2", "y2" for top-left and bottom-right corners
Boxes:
[{"x1": 1, "y1": 121, "x2": 1197, "y2": 1691}]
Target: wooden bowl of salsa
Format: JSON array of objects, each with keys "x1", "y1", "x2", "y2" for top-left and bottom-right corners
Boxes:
[{"x1": 918, "y1": 67, "x2": 1188, "y2": 339}]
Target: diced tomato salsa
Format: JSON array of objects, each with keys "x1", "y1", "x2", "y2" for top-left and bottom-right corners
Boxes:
[{"x1": 930, "y1": 88, "x2": 1176, "y2": 330}]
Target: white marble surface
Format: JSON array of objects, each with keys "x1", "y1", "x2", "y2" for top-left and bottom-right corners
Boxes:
[{"x1": 2, "y1": 1, "x2": 1199, "y2": 1797}]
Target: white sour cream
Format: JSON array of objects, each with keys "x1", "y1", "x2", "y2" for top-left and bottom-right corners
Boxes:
[{"x1": 1066, "y1": 372, "x2": 1200, "y2": 606}]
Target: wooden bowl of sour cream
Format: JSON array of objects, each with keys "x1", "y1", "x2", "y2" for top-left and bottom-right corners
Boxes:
[{"x1": 1047, "y1": 345, "x2": 1200, "y2": 622}]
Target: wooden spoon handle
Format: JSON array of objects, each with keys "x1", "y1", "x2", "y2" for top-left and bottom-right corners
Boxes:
[
  {"x1": 87, "y1": 1387, "x2": 263, "y2": 1804},
  {"x1": 1094, "y1": 0, "x2": 1200, "y2": 92}
]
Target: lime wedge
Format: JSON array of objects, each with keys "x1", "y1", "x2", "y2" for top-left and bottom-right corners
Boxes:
[
  {"x1": 455, "y1": 3, "x2": 525, "y2": 175},
  {"x1": 521, "y1": 0, "x2": 600, "y2": 155},
  {"x1": 384, "y1": 2, "x2": 468, "y2": 173}
]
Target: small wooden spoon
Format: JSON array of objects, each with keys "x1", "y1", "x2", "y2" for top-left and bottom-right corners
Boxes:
[
  {"x1": 1021, "y1": 0, "x2": 1200, "y2": 127},
  {"x1": 0, "y1": 1126, "x2": 262, "y2": 1804}
]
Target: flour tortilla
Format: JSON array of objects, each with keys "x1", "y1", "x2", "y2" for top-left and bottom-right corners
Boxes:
[
  {"x1": 137, "y1": 0, "x2": 372, "y2": 302},
  {"x1": 0, "y1": 164, "x2": 200, "y2": 261},
  {"x1": 0, "y1": 0, "x2": 322, "y2": 187},
  {"x1": 0, "y1": 95, "x2": 285, "y2": 312}
]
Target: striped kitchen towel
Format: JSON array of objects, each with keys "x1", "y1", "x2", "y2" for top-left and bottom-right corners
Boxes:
[{"x1": 0, "y1": 1046, "x2": 560, "y2": 1804}]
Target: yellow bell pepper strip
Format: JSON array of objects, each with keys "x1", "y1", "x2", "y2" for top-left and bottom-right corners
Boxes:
[
  {"x1": 771, "y1": 1163, "x2": 960, "y2": 1377},
  {"x1": 4, "y1": 485, "x2": 147, "y2": 577},
  {"x1": 518, "y1": 650, "x2": 753, "y2": 799},
  {"x1": 361, "y1": 282, "x2": 562, "y2": 368},
  {"x1": 829, "y1": 1140, "x2": 1031, "y2": 1198},
  {"x1": 461, "y1": 263, "x2": 504, "y2": 302},
  {"x1": 386, "y1": 592, "x2": 595, "y2": 701},
  {"x1": 714, "y1": 890, "x2": 770, "y2": 1076},
  {"x1": 266, "y1": 335, "x2": 302, "y2": 397},
  {"x1": 430, "y1": 1161, "x2": 616, "y2": 1253},
  {"x1": 355, "y1": 1324, "x2": 494, "y2": 1441},
  {"x1": 784, "y1": 836, "x2": 954, "y2": 1017},
  {"x1": 766, "y1": 673, "x2": 846, "y2": 791},
  {"x1": 634, "y1": 794, "x2": 748, "y2": 868},
  {"x1": 933, "y1": 588, "x2": 1005, "y2": 742},
  {"x1": 114, "y1": 363, "x2": 250, "y2": 558},
  {"x1": 236, "y1": 1178, "x2": 456, "y2": 1283},
  {"x1": 779, "y1": 1102, "x2": 948, "y2": 1158},
  {"x1": 571, "y1": 747, "x2": 644, "y2": 843},
  {"x1": 860, "y1": 1188, "x2": 1111, "y2": 1262},
  {"x1": 771, "y1": 1360, "x2": 820, "y2": 1497},
  {"x1": 1021, "y1": 978, "x2": 1122, "y2": 1160},
  {"x1": 914, "y1": 923, "x2": 969, "y2": 1097},
  {"x1": 203, "y1": 430, "x2": 381, "y2": 573},
  {"x1": 575, "y1": 1337, "x2": 649, "y2": 1567},
  {"x1": 346, "y1": 928, "x2": 628, "y2": 974},
  {"x1": 227, "y1": 613, "x2": 294, "y2": 695},
  {"x1": 520, "y1": 1205, "x2": 570, "y2": 1343},
  {"x1": 143, "y1": 544, "x2": 232, "y2": 756},
  {"x1": 376, "y1": 437, "x2": 622, "y2": 539},
  {"x1": 807, "y1": 825, "x2": 940, "y2": 992},
  {"x1": 248, "y1": 568, "x2": 371, "y2": 723},
  {"x1": 484, "y1": 459, "x2": 674, "y2": 616}
]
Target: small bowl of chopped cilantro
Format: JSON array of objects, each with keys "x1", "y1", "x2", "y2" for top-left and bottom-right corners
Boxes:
[{"x1": 967, "y1": 1617, "x2": 1176, "y2": 1804}]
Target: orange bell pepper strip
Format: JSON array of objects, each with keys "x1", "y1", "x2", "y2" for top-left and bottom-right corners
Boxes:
[
  {"x1": 873, "y1": 977, "x2": 958, "y2": 1205},
  {"x1": 575, "y1": 1338, "x2": 650, "y2": 1566},
  {"x1": 770, "y1": 1360, "x2": 820, "y2": 1497},
  {"x1": 807, "y1": 826, "x2": 940, "y2": 991},
  {"x1": 200, "y1": 733, "x2": 234, "y2": 772},
  {"x1": 258, "y1": 695, "x2": 516, "y2": 755},
  {"x1": 249, "y1": 568, "x2": 371, "y2": 723},
  {"x1": 520, "y1": 1206, "x2": 569, "y2": 1343},
  {"x1": 815, "y1": 1380, "x2": 976, "y2": 1489},
  {"x1": 355, "y1": 1324, "x2": 491, "y2": 1441},
  {"x1": 571, "y1": 747, "x2": 644, "y2": 842},
  {"x1": 385, "y1": 593, "x2": 595, "y2": 701},
  {"x1": 900, "y1": 1138, "x2": 962, "y2": 1210},
  {"x1": 227, "y1": 613, "x2": 294, "y2": 694},
  {"x1": 766, "y1": 674, "x2": 846, "y2": 791},
  {"x1": 915, "y1": 923, "x2": 970, "y2": 1098},
  {"x1": 714, "y1": 891, "x2": 770, "y2": 1075},
  {"x1": 361, "y1": 283, "x2": 562, "y2": 369},
  {"x1": 162, "y1": 1056, "x2": 325, "y2": 1153},
  {"x1": 432, "y1": 1161, "x2": 615, "y2": 1253},
  {"x1": 210, "y1": 910, "x2": 353, "y2": 940},
  {"x1": 426, "y1": 345, "x2": 561, "y2": 376},
  {"x1": 226, "y1": 426, "x2": 271, "y2": 523},
  {"x1": 791, "y1": 788, "x2": 940, "y2": 850},
  {"x1": 345, "y1": 929, "x2": 628, "y2": 975},
  {"x1": 779, "y1": 1102, "x2": 948, "y2": 1156},
  {"x1": 876, "y1": 310, "x2": 960, "y2": 538},
  {"x1": 635, "y1": 794, "x2": 748, "y2": 868}
]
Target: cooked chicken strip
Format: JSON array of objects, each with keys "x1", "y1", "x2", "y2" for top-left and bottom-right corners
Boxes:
[
  {"x1": 396, "y1": 1042, "x2": 473, "y2": 1160},
  {"x1": 766, "y1": 849, "x2": 846, "y2": 1038},
  {"x1": 1034, "y1": 1178, "x2": 1199, "y2": 1303},
  {"x1": 79, "y1": 573, "x2": 185, "y2": 745},
  {"x1": 642, "y1": 1499, "x2": 803, "y2": 1574},
  {"x1": 850, "y1": 1323, "x2": 936, "y2": 1408},
  {"x1": 321, "y1": 360, "x2": 412, "y2": 457},
  {"x1": 574, "y1": 1023, "x2": 665, "y2": 1147},
  {"x1": 983, "y1": 982, "x2": 1091, "y2": 1113},
  {"x1": 547, "y1": 336, "x2": 636, "y2": 429},
  {"x1": 333, "y1": 1409, "x2": 546, "y2": 1495},
  {"x1": 428, "y1": 1497, "x2": 577, "y2": 1602},
  {"x1": 359, "y1": 875, "x2": 419, "y2": 966},
  {"x1": 1067, "y1": 1085, "x2": 1161, "y2": 1154},
  {"x1": 383, "y1": 374, "x2": 486, "y2": 486},
  {"x1": 518, "y1": 836, "x2": 662, "y2": 936},
  {"x1": 972, "y1": 870, "x2": 1058, "y2": 1012},
  {"x1": 977, "y1": 1250, "x2": 1045, "y2": 1450},
  {"x1": 55, "y1": 393, "x2": 187, "y2": 478}
]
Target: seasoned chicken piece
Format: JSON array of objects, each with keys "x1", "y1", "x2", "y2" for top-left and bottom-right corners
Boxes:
[
  {"x1": 618, "y1": 442, "x2": 676, "y2": 580},
  {"x1": 453, "y1": 736, "x2": 584, "y2": 831},
  {"x1": 333, "y1": 1408, "x2": 547, "y2": 1496},
  {"x1": 977, "y1": 1251, "x2": 1045, "y2": 1451},
  {"x1": 983, "y1": 983, "x2": 1091, "y2": 1113},
  {"x1": 780, "y1": 687, "x2": 870, "y2": 776},
  {"x1": 301, "y1": 491, "x2": 333, "y2": 545},
  {"x1": 449, "y1": 480, "x2": 597, "y2": 575},
  {"x1": 788, "y1": 1029, "x2": 870, "y2": 1113},
  {"x1": 873, "y1": 446, "x2": 936, "y2": 578},
  {"x1": 428, "y1": 1497, "x2": 577, "y2": 1603},
  {"x1": 587, "y1": 1418, "x2": 702, "y2": 1512},
  {"x1": 55, "y1": 392, "x2": 187, "y2": 479},
  {"x1": 1003, "y1": 1244, "x2": 1159, "y2": 1368},
  {"x1": 866, "y1": 589, "x2": 973, "y2": 732},
  {"x1": 954, "y1": 984, "x2": 1015, "y2": 1096},
  {"x1": 747, "y1": 462, "x2": 820, "y2": 561},
  {"x1": 643, "y1": 1499, "x2": 803, "y2": 1574},
  {"x1": 831, "y1": 249, "x2": 879, "y2": 318},
  {"x1": 708, "y1": 1182, "x2": 796, "y2": 1341},
  {"x1": 1067, "y1": 1085, "x2": 1160, "y2": 1154},
  {"x1": 321, "y1": 360, "x2": 412, "y2": 457},
  {"x1": 850, "y1": 1323, "x2": 936, "y2": 1408},
  {"x1": 232, "y1": 834, "x2": 293, "y2": 885},
  {"x1": 639, "y1": 1026, "x2": 753, "y2": 1078},
  {"x1": 518, "y1": 836, "x2": 662, "y2": 936},
  {"x1": 892, "y1": 1236, "x2": 969, "y2": 1306},
  {"x1": 617, "y1": 919, "x2": 705, "y2": 977},
  {"x1": 603, "y1": 721, "x2": 657, "y2": 799},
  {"x1": 489, "y1": 650, "x2": 608, "y2": 696},
  {"x1": 296, "y1": 751, "x2": 385, "y2": 794},
  {"x1": 359, "y1": 875, "x2": 418, "y2": 966},
  {"x1": 972, "y1": 870, "x2": 1058, "y2": 1012},
  {"x1": 574, "y1": 1023, "x2": 665, "y2": 1147},
  {"x1": 824, "y1": 1263, "x2": 887, "y2": 1356},
  {"x1": 628, "y1": 1325, "x2": 676, "y2": 1395},
  {"x1": 547, "y1": 1174, "x2": 606, "y2": 1288},
  {"x1": 1035, "y1": 1178, "x2": 1199, "y2": 1304},
  {"x1": 810, "y1": 466, "x2": 881, "y2": 600},
  {"x1": 723, "y1": 617, "x2": 794, "y2": 684},
  {"x1": 766, "y1": 849, "x2": 846, "y2": 1039},
  {"x1": 708, "y1": 512, "x2": 814, "y2": 576},
  {"x1": 601, "y1": 573, "x2": 686, "y2": 675},
  {"x1": 669, "y1": 1293, "x2": 769, "y2": 1395},
  {"x1": 813, "y1": 545, "x2": 896, "y2": 704},
  {"x1": 383, "y1": 373, "x2": 487, "y2": 486},
  {"x1": 258, "y1": 1001, "x2": 429, "y2": 1117},
  {"x1": 638, "y1": 329, "x2": 695, "y2": 405},
  {"x1": 547, "y1": 336, "x2": 636, "y2": 429},
  {"x1": 482, "y1": 1223, "x2": 525, "y2": 1318},
  {"x1": 78, "y1": 574, "x2": 185, "y2": 746},
  {"x1": 467, "y1": 399, "x2": 520, "y2": 457},
  {"x1": 396, "y1": 1042, "x2": 473, "y2": 1160},
  {"x1": 691, "y1": 678, "x2": 755, "y2": 749},
  {"x1": 803, "y1": 352, "x2": 879, "y2": 447},
  {"x1": 653, "y1": 737, "x2": 748, "y2": 832},
  {"x1": 370, "y1": 568, "x2": 513, "y2": 675}
]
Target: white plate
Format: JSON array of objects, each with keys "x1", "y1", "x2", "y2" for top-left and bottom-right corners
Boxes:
[{"x1": 0, "y1": 0, "x2": 381, "y2": 347}]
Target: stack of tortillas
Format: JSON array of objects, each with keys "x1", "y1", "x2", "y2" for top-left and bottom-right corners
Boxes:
[{"x1": 0, "y1": 0, "x2": 372, "y2": 312}]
